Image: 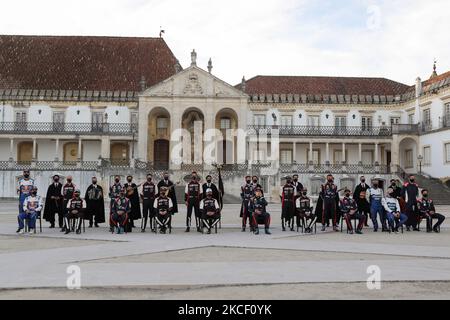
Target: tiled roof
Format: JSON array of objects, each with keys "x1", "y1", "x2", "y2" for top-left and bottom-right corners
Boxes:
[
  {"x1": 239, "y1": 75, "x2": 410, "y2": 96},
  {"x1": 423, "y1": 70, "x2": 450, "y2": 87},
  {"x1": 0, "y1": 35, "x2": 179, "y2": 92}
]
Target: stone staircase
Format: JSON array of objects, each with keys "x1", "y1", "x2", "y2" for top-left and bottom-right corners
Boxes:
[{"x1": 414, "y1": 175, "x2": 450, "y2": 205}]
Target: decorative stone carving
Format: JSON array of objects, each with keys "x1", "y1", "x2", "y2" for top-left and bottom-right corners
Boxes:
[{"x1": 183, "y1": 73, "x2": 203, "y2": 95}]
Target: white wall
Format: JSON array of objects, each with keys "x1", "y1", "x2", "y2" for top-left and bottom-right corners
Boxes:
[
  {"x1": 66, "y1": 105, "x2": 91, "y2": 123},
  {"x1": 420, "y1": 130, "x2": 450, "y2": 178}
]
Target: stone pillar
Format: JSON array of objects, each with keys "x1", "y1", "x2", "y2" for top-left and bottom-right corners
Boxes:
[
  {"x1": 55, "y1": 139, "x2": 59, "y2": 161},
  {"x1": 77, "y1": 138, "x2": 82, "y2": 161},
  {"x1": 342, "y1": 142, "x2": 346, "y2": 164},
  {"x1": 391, "y1": 135, "x2": 400, "y2": 173},
  {"x1": 358, "y1": 143, "x2": 362, "y2": 164},
  {"x1": 9, "y1": 138, "x2": 14, "y2": 161},
  {"x1": 101, "y1": 137, "x2": 110, "y2": 159},
  {"x1": 325, "y1": 142, "x2": 330, "y2": 164},
  {"x1": 292, "y1": 142, "x2": 297, "y2": 163},
  {"x1": 374, "y1": 142, "x2": 379, "y2": 165},
  {"x1": 32, "y1": 138, "x2": 37, "y2": 161},
  {"x1": 309, "y1": 141, "x2": 313, "y2": 164}
]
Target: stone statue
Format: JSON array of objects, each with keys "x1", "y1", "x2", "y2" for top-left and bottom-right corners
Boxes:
[{"x1": 191, "y1": 49, "x2": 197, "y2": 66}]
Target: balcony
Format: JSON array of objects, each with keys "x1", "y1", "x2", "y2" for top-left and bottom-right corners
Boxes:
[
  {"x1": 247, "y1": 125, "x2": 392, "y2": 137},
  {"x1": 0, "y1": 122, "x2": 138, "y2": 136},
  {"x1": 391, "y1": 124, "x2": 420, "y2": 135}
]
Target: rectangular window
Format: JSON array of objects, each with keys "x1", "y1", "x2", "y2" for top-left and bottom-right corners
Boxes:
[
  {"x1": 445, "y1": 143, "x2": 450, "y2": 163},
  {"x1": 444, "y1": 104, "x2": 450, "y2": 127},
  {"x1": 92, "y1": 112, "x2": 103, "y2": 132},
  {"x1": 335, "y1": 116, "x2": 347, "y2": 127},
  {"x1": 53, "y1": 112, "x2": 65, "y2": 132},
  {"x1": 333, "y1": 150, "x2": 346, "y2": 164},
  {"x1": 280, "y1": 149, "x2": 292, "y2": 164},
  {"x1": 423, "y1": 109, "x2": 431, "y2": 128},
  {"x1": 361, "y1": 117, "x2": 372, "y2": 130},
  {"x1": 390, "y1": 117, "x2": 400, "y2": 125},
  {"x1": 308, "y1": 115, "x2": 320, "y2": 127},
  {"x1": 220, "y1": 118, "x2": 231, "y2": 130},
  {"x1": 362, "y1": 151, "x2": 373, "y2": 165},
  {"x1": 15, "y1": 111, "x2": 27, "y2": 131},
  {"x1": 405, "y1": 149, "x2": 413, "y2": 168},
  {"x1": 156, "y1": 116, "x2": 168, "y2": 136},
  {"x1": 253, "y1": 114, "x2": 266, "y2": 127},
  {"x1": 307, "y1": 149, "x2": 320, "y2": 165},
  {"x1": 280, "y1": 115, "x2": 292, "y2": 127},
  {"x1": 423, "y1": 146, "x2": 431, "y2": 166}
]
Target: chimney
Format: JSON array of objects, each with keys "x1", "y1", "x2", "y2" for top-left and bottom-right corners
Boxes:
[
  {"x1": 140, "y1": 76, "x2": 147, "y2": 92},
  {"x1": 415, "y1": 77, "x2": 422, "y2": 98}
]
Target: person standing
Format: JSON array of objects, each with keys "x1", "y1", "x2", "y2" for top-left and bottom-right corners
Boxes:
[
  {"x1": 401, "y1": 174, "x2": 420, "y2": 231},
  {"x1": 240, "y1": 175, "x2": 255, "y2": 232},
  {"x1": 17, "y1": 186, "x2": 43, "y2": 234},
  {"x1": 157, "y1": 172, "x2": 178, "y2": 214},
  {"x1": 140, "y1": 174, "x2": 158, "y2": 232},
  {"x1": 124, "y1": 175, "x2": 141, "y2": 230},
  {"x1": 292, "y1": 174, "x2": 304, "y2": 199},
  {"x1": 353, "y1": 176, "x2": 370, "y2": 227},
  {"x1": 185, "y1": 172, "x2": 202, "y2": 232},
  {"x1": 320, "y1": 174, "x2": 340, "y2": 232},
  {"x1": 43, "y1": 175, "x2": 64, "y2": 228},
  {"x1": 61, "y1": 176, "x2": 77, "y2": 232},
  {"x1": 109, "y1": 175, "x2": 123, "y2": 232},
  {"x1": 84, "y1": 177, "x2": 105, "y2": 228},
  {"x1": 202, "y1": 175, "x2": 220, "y2": 201},
  {"x1": 17, "y1": 170, "x2": 35, "y2": 224},
  {"x1": 280, "y1": 176, "x2": 296, "y2": 232},
  {"x1": 367, "y1": 179, "x2": 387, "y2": 232}
]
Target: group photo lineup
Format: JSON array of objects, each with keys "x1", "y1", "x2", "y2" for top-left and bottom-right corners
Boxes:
[{"x1": 1, "y1": 0, "x2": 450, "y2": 306}]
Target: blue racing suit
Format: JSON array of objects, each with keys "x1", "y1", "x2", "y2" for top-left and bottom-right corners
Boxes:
[
  {"x1": 369, "y1": 187, "x2": 386, "y2": 230},
  {"x1": 18, "y1": 178, "x2": 35, "y2": 215}
]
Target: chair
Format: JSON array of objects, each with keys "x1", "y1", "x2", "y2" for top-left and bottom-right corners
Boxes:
[
  {"x1": 340, "y1": 212, "x2": 358, "y2": 234},
  {"x1": 155, "y1": 215, "x2": 172, "y2": 234},
  {"x1": 418, "y1": 215, "x2": 441, "y2": 233},
  {"x1": 23, "y1": 212, "x2": 42, "y2": 233}
]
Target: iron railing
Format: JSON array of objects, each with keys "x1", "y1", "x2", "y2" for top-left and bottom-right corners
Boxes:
[
  {"x1": 0, "y1": 122, "x2": 138, "y2": 135},
  {"x1": 279, "y1": 163, "x2": 390, "y2": 174},
  {"x1": 247, "y1": 125, "x2": 392, "y2": 137},
  {"x1": 391, "y1": 124, "x2": 420, "y2": 135}
]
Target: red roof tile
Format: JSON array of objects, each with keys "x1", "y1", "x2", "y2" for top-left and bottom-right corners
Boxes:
[
  {"x1": 0, "y1": 35, "x2": 179, "y2": 92},
  {"x1": 423, "y1": 70, "x2": 450, "y2": 87},
  {"x1": 240, "y1": 75, "x2": 410, "y2": 96}
]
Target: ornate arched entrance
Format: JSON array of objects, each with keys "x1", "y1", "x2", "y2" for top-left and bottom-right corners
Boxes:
[
  {"x1": 399, "y1": 137, "x2": 419, "y2": 173},
  {"x1": 215, "y1": 108, "x2": 238, "y2": 164},
  {"x1": 148, "y1": 107, "x2": 171, "y2": 168},
  {"x1": 182, "y1": 108, "x2": 204, "y2": 164}
]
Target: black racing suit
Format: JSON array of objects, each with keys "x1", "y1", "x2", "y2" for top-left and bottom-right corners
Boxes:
[
  {"x1": 240, "y1": 183, "x2": 255, "y2": 229},
  {"x1": 401, "y1": 182, "x2": 420, "y2": 228},
  {"x1": 141, "y1": 181, "x2": 157, "y2": 231},
  {"x1": 185, "y1": 181, "x2": 202, "y2": 228},
  {"x1": 154, "y1": 196, "x2": 172, "y2": 231},
  {"x1": 340, "y1": 197, "x2": 365, "y2": 232},
  {"x1": 418, "y1": 197, "x2": 445, "y2": 231},
  {"x1": 250, "y1": 196, "x2": 270, "y2": 230},
  {"x1": 320, "y1": 183, "x2": 339, "y2": 227},
  {"x1": 280, "y1": 183, "x2": 296, "y2": 230}
]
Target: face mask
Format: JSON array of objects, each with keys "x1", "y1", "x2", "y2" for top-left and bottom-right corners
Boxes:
[
  {"x1": 373, "y1": 184, "x2": 378, "y2": 188},
  {"x1": 24, "y1": 173, "x2": 30, "y2": 178},
  {"x1": 302, "y1": 192, "x2": 307, "y2": 196},
  {"x1": 246, "y1": 180, "x2": 251, "y2": 184},
  {"x1": 345, "y1": 193, "x2": 351, "y2": 198},
  {"x1": 92, "y1": 180, "x2": 97, "y2": 184},
  {"x1": 253, "y1": 180, "x2": 257, "y2": 183},
  {"x1": 410, "y1": 179, "x2": 415, "y2": 183},
  {"x1": 67, "y1": 179, "x2": 72, "y2": 183},
  {"x1": 361, "y1": 179, "x2": 365, "y2": 183},
  {"x1": 31, "y1": 191, "x2": 37, "y2": 196},
  {"x1": 207, "y1": 179, "x2": 212, "y2": 183},
  {"x1": 147, "y1": 178, "x2": 152, "y2": 182},
  {"x1": 423, "y1": 194, "x2": 428, "y2": 198},
  {"x1": 115, "y1": 179, "x2": 120, "y2": 183}
]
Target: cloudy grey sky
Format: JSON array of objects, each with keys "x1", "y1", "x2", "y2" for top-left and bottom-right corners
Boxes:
[{"x1": 1, "y1": 0, "x2": 449, "y2": 86}]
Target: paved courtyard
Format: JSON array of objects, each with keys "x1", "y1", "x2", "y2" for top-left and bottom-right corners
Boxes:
[{"x1": 1, "y1": 200, "x2": 450, "y2": 299}]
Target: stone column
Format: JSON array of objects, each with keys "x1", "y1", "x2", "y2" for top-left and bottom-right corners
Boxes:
[
  {"x1": 32, "y1": 138, "x2": 37, "y2": 161},
  {"x1": 309, "y1": 141, "x2": 313, "y2": 164},
  {"x1": 9, "y1": 138, "x2": 14, "y2": 161},
  {"x1": 391, "y1": 136, "x2": 400, "y2": 173},
  {"x1": 358, "y1": 143, "x2": 362, "y2": 164},
  {"x1": 374, "y1": 142, "x2": 379, "y2": 165},
  {"x1": 77, "y1": 138, "x2": 82, "y2": 161},
  {"x1": 55, "y1": 138, "x2": 59, "y2": 161},
  {"x1": 342, "y1": 142, "x2": 346, "y2": 164},
  {"x1": 325, "y1": 142, "x2": 330, "y2": 164},
  {"x1": 101, "y1": 137, "x2": 110, "y2": 159}
]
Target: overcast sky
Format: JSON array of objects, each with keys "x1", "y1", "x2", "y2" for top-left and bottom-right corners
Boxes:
[{"x1": 1, "y1": 0, "x2": 449, "y2": 86}]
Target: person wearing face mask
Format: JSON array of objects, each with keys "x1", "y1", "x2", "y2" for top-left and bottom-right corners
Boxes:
[
  {"x1": 389, "y1": 179, "x2": 402, "y2": 199},
  {"x1": 184, "y1": 172, "x2": 202, "y2": 232},
  {"x1": 240, "y1": 175, "x2": 255, "y2": 232},
  {"x1": 250, "y1": 188, "x2": 271, "y2": 235},
  {"x1": 64, "y1": 189, "x2": 86, "y2": 235},
  {"x1": 200, "y1": 188, "x2": 221, "y2": 234},
  {"x1": 17, "y1": 186, "x2": 43, "y2": 234},
  {"x1": 280, "y1": 176, "x2": 296, "y2": 231},
  {"x1": 292, "y1": 174, "x2": 304, "y2": 199},
  {"x1": 61, "y1": 176, "x2": 77, "y2": 232},
  {"x1": 382, "y1": 188, "x2": 407, "y2": 233},
  {"x1": 202, "y1": 175, "x2": 220, "y2": 201},
  {"x1": 17, "y1": 170, "x2": 35, "y2": 226},
  {"x1": 295, "y1": 188, "x2": 316, "y2": 233},
  {"x1": 353, "y1": 176, "x2": 370, "y2": 227},
  {"x1": 157, "y1": 172, "x2": 178, "y2": 214},
  {"x1": 340, "y1": 188, "x2": 365, "y2": 234},
  {"x1": 251, "y1": 176, "x2": 263, "y2": 194},
  {"x1": 418, "y1": 189, "x2": 445, "y2": 233},
  {"x1": 367, "y1": 179, "x2": 387, "y2": 232},
  {"x1": 154, "y1": 186, "x2": 174, "y2": 234},
  {"x1": 140, "y1": 174, "x2": 158, "y2": 232},
  {"x1": 319, "y1": 174, "x2": 340, "y2": 232},
  {"x1": 85, "y1": 176, "x2": 105, "y2": 228},
  {"x1": 43, "y1": 175, "x2": 64, "y2": 228},
  {"x1": 124, "y1": 175, "x2": 141, "y2": 231},
  {"x1": 110, "y1": 187, "x2": 130, "y2": 234},
  {"x1": 401, "y1": 174, "x2": 420, "y2": 231},
  {"x1": 109, "y1": 175, "x2": 123, "y2": 232}
]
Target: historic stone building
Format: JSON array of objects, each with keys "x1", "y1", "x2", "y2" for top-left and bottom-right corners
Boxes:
[{"x1": 1, "y1": 35, "x2": 449, "y2": 201}]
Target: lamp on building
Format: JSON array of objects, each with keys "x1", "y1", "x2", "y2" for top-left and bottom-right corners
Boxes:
[
  {"x1": 326, "y1": 114, "x2": 329, "y2": 119},
  {"x1": 272, "y1": 112, "x2": 277, "y2": 124},
  {"x1": 417, "y1": 154, "x2": 423, "y2": 175},
  {"x1": 77, "y1": 110, "x2": 80, "y2": 115},
  {"x1": 352, "y1": 114, "x2": 356, "y2": 120},
  {"x1": 38, "y1": 109, "x2": 42, "y2": 115},
  {"x1": 298, "y1": 114, "x2": 302, "y2": 119},
  {"x1": 115, "y1": 110, "x2": 119, "y2": 116}
]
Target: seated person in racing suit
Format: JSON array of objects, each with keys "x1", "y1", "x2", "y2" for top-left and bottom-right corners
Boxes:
[
  {"x1": 418, "y1": 189, "x2": 445, "y2": 233},
  {"x1": 110, "y1": 188, "x2": 130, "y2": 234},
  {"x1": 64, "y1": 189, "x2": 86, "y2": 235},
  {"x1": 153, "y1": 186, "x2": 174, "y2": 234},
  {"x1": 382, "y1": 188, "x2": 408, "y2": 233},
  {"x1": 295, "y1": 188, "x2": 316, "y2": 233},
  {"x1": 339, "y1": 188, "x2": 365, "y2": 234},
  {"x1": 249, "y1": 188, "x2": 271, "y2": 235},
  {"x1": 200, "y1": 188, "x2": 221, "y2": 234},
  {"x1": 18, "y1": 186, "x2": 43, "y2": 234}
]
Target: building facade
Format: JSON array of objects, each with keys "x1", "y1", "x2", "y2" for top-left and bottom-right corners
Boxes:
[{"x1": 1, "y1": 35, "x2": 449, "y2": 200}]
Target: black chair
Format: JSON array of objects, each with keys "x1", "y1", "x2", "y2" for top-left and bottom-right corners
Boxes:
[
  {"x1": 340, "y1": 212, "x2": 358, "y2": 234},
  {"x1": 155, "y1": 215, "x2": 172, "y2": 234},
  {"x1": 23, "y1": 212, "x2": 42, "y2": 233}
]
